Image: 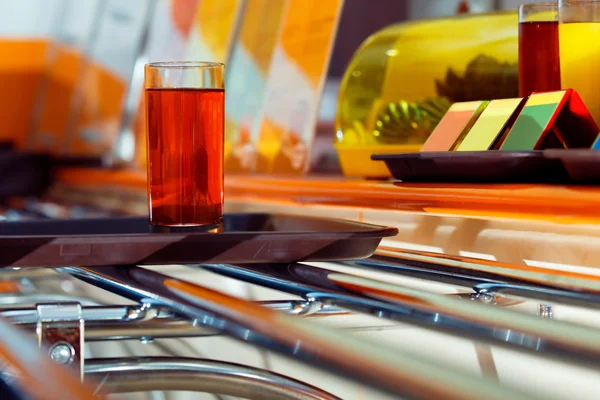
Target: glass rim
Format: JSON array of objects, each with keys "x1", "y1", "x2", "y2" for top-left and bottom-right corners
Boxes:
[
  {"x1": 520, "y1": 2, "x2": 558, "y2": 21},
  {"x1": 559, "y1": 0, "x2": 600, "y2": 4},
  {"x1": 146, "y1": 61, "x2": 224, "y2": 69},
  {"x1": 520, "y1": 2, "x2": 557, "y2": 11}
]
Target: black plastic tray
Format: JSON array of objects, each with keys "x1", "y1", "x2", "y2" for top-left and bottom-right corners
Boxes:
[
  {"x1": 543, "y1": 149, "x2": 600, "y2": 182},
  {"x1": 0, "y1": 213, "x2": 398, "y2": 267},
  {"x1": 372, "y1": 151, "x2": 570, "y2": 183}
]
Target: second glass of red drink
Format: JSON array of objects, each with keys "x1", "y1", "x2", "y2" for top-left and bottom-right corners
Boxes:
[
  {"x1": 144, "y1": 62, "x2": 225, "y2": 227},
  {"x1": 518, "y1": 3, "x2": 561, "y2": 97}
]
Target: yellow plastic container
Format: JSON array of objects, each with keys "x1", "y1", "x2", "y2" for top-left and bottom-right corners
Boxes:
[
  {"x1": 335, "y1": 144, "x2": 421, "y2": 178},
  {"x1": 335, "y1": 11, "x2": 519, "y2": 178}
]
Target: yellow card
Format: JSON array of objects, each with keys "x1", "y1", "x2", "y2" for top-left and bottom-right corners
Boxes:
[
  {"x1": 135, "y1": 0, "x2": 243, "y2": 169},
  {"x1": 224, "y1": 0, "x2": 289, "y2": 173},
  {"x1": 456, "y1": 98, "x2": 523, "y2": 151},
  {"x1": 254, "y1": 0, "x2": 345, "y2": 174},
  {"x1": 185, "y1": 0, "x2": 244, "y2": 63}
]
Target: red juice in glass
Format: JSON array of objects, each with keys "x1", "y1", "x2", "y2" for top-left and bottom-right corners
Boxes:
[
  {"x1": 145, "y1": 62, "x2": 225, "y2": 227},
  {"x1": 519, "y1": 21, "x2": 561, "y2": 96},
  {"x1": 518, "y1": 4, "x2": 561, "y2": 97},
  {"x1": 146, "y1": 88, "x2": 224, "y2": 226}
]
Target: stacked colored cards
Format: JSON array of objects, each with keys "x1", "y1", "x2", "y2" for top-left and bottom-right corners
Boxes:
[
  {"x1": 420, "y1": 101, "x2": 488, "y2": 151},
  {"x1": 421, "y1": 89, "x2": 600, "y2": 152}
]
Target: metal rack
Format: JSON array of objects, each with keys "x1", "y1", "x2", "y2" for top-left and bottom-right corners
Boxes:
[
  {"x1": 3, "y1": 0, "x2": 598, "y2": 397},
  {"x1": 0, "y1": 251, "x2": 599, "y2": 399}
]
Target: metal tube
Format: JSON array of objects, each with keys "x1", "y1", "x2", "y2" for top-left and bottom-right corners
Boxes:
[
  {"x1": 2, "y1": 303, "x2": 214, "y2": 340},
  {"x1": 2, "y1": 304, "x2": 158, "y2": 323},
  {"x1": 1, "y1": 301, "x2": 343, "y2": 323},
  {"x1": 198, "y1": 263, "x2": 600, "y2": 369},
  {"x1": 11, "y1": 317, "x2": 216, "y2": 341},
  {"x1": 355, "y1": 252, "x2": 600, "y2": 307},
  {"x1": 0, "y1": 302, "x2": 216, "y2": 341},
  {"x1": 258, "y1": 300, "x2": 348, "y2": 316},
  {"x1": 83, "y1": 319, "x2": 215, "y2": 340},
  {"x1": 0, "y1": 294, "x2": 101, "y2": 307},
  {"x1": 0, "y1": 268, "x2": 59, "y2": 280},
  {"x1": 62, "y1": 265, "x2": 540, "y2": 400},
  {"x1": 85, "y1": 357, "x2": 341, "y2": 399},
  {"x1": 0, "y1": 301, "x2": 346, "y2": 341}
]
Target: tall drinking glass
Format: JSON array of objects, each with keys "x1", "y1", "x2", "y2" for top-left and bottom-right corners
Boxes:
[
  {"x1": 519, "y1": 3, "x2": 561, "y2": 97},
  {"x1": 559, "y1": 0, "x2": 600, "y2": 124},
  {"x1": 145, "y1": 62, "x2": 225, "y2": 227}
]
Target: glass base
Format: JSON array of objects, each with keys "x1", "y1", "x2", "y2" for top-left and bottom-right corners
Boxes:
[{"x1": 149, "y1": 217, "x2": 224, "y2": 233}]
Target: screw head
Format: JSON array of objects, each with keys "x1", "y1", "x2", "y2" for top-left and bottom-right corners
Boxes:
[
  {"x1": 479, "y1": 293, "x2": 495, "y2": 303},
  {"x1": 49, "y1": 343, "x2": 75, "y2": 365},
  {"x1": 470, "y1": 292, "x2": 496, "y2": 305},
  {"x1": 539, "y1": 304, "x2": 553, "y2": 318},
  {"x1": 140, "y1": 336, "x2": 154, "y2": 344}
]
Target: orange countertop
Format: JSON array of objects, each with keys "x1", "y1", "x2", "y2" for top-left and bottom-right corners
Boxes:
[
  {"x1": 53, "y1": 168, "x2": 600, "y2": 223},
  {"x1": 50, "y1": 167, "x2": 600, "y2": 275}
]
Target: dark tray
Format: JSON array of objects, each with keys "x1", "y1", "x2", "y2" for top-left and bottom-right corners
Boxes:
[
  {"x1": 543, "y1": 149, "x2": 600, "y2": 182},
  {"x1": 372, "y1": 151, "x2": 570, "y2": 183},
  {"x1": 0, "y1": 213, "x2": 398, "y2": 267}
]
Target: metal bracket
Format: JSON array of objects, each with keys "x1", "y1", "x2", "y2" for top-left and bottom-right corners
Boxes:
[{"x1": 36, "y1": 302, "x2": 84, "y2": 381}]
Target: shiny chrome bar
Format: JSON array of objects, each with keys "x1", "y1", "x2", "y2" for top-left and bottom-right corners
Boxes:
[
  {"x1": 259, "y1": 300, "x2": 348, "y2": 316},
  {"x1": 1, "y1": 304, "x2": 216, "y2": 340},
  {"x1": 2, "y1": 304, "x2": 160, "y2": 324},
  {"x1": 0, "y1": 267, "x2": 59, "y2": 281},
  {"x1": 62, "y1": 265, "x2": 540, "y2": 400},
  {"x1": 199, "y1": 263, "x2": 600, "y2": 369},
  {"x1": 81, "y1": 319, "x2": 214, "y2": 340},
  {"x1": 0, "y1": 316, "x2": 98, "y2": 400},
  {"x1": 0, "y1": 294, "x2": 103, "y2": 308},
  {"x1": 86, "y1": 357, "x2": 341, "y2": 399},
  {"x1": 0, "y1": 301, "x2": 344, "y2": 341},
  {"x1": 355, "y1": 251, "x2": 600, "y2": 307}
]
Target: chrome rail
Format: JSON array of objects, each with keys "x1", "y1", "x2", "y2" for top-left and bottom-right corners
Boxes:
[
  {"x1": 1, "y1": 303, "x2": 214, "y2": 340},
  {"x1": 86, "y1": 357, "x2": 341, "y2": 399},
  {"x1": 353, "y1": 252, "x2": 600, "y2": 307},
  {"x1": 2, "y1": 304, "x2": 161, "y2": 323},
  {"x1": 62, "y1": 265, "x2": 541, "y2": 400},
  {"x1": 0, "y1": 268, "x2": 59, "y2": 281},
  {"x1": 198, "y1": 263, "x2": 600, "y2": 369},
  {"x1": 0, "y1": 301, "x2": 345, "y2": 341},
  {"x1": 76, "y1": 318, "x2": 214, "y2": 341}
]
